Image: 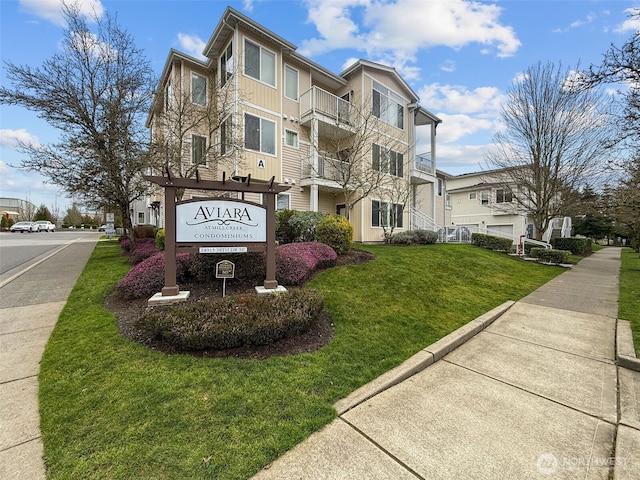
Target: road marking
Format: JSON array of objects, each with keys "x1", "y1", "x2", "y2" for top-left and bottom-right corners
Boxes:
[{"x1": 0, "y1": 236, "x2": 86, "y2": 289}]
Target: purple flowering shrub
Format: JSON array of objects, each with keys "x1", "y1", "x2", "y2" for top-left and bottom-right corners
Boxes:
[
  {"x1": 276, "y1": 242, "x2": 337, "y2": 286},
  {"x1": 116, "y1": 252, "x2": 192, "y2": 299},
  {"x1": 127, "y1": 238, "x2": 158, "y2": 265}
]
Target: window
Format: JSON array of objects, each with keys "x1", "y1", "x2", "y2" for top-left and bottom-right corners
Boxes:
[
  {"x1": 496, "y1": 188, "x2": 513, "y2": 203},
  {"x1": 372, "y1": 144, "x2": 403, "y2": 177},
  {"x1": 285, "y1": 65, "x2": 298, "y2": 100},
  {"x1": 137, "y1": 212, "x2": 145, "y2": 224},
  {"x1": 372, "y1": 81, "x2": 404, "y2": 129},
  {"x1": 165, "y1": 79, "x2": 172, "y2": 110},
  {"x1": 481, "y1": 192, "x2": 489, "y2": 205},
  {"x1": 245, "y1": 39, "x2": 275, "y2": 86},
  {"x1": 469, "y1": 192, "x2": 477, "y2": 200},
  {"x1": 437, "y1": 178, "x2": 443, "y2": 196},
  {"x1": 285, "y1": 129, "x2": 298, "y2": 148},
  {"x1": 371, "y1": 200, "x2": 404, "y2": 228},
  {"x1": 220, "y1": 116, "x2": 232, "y2": 155},
  {"x1": 191, "y1": 73, "x2": 207, "y2": 106},
  {"x1": 191, "y1": 134, "x2": 207, "y2": 165},
  {"x1": 276, "y1": 193, "x2": 290, "y2": 210},
  {"x1": 244, "y1": 113, "x2": 276, "y2": 155},
  {"x1": 220, "y1": 41, "x2": 233, "y2": 85}
]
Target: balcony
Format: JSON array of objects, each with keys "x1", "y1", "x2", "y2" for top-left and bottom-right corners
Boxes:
[
  {"x1": 300, "y1": 155, "x2": 349, "y2": 192},
  {"x1": 410, "y1": 152, "x2": 436, "y2": 184},
  {"x1": 300, "y1": 86, "x2": 354, "y2": 139}
]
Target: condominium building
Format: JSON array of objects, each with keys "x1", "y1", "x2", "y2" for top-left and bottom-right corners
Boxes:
[{"x1": 146, "y1": 7, "x2": 442, "y2": 243}]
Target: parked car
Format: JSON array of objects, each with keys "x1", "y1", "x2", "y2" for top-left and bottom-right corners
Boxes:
[
  {"x1": 10, "y1": 221, "x2": 39, "y2": 233},
  {"x1": 98, "y1": 224, "x2": 107, "y2": 232},
  {"x1": 35, "y1": 220, "x2": 56, "y2": 232}
]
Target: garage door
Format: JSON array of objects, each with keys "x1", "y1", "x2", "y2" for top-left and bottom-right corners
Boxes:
[{"x1": 486, "y1": 224, "x2": 514, "y2": 240}]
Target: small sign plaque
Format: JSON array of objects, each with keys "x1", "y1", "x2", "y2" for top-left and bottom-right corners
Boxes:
[
  {"x1": 199, "y1": 246, "x2": 248, "y2": 254},
  {"x1": 216, "y1": 260, "x2": 235, "y2": 279}
]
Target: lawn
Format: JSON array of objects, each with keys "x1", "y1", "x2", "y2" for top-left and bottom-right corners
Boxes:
[
  {"x1": 619, "y1": 247, "x2": 640, "y2": 354},
  {"x1": 39, "y1": 241, "x2": 564, "y2": 479}
]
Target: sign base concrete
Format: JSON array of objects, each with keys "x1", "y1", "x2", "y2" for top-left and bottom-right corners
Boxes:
[{"x1": 148, "y1": 291, "x2": 190, "y2": 306}]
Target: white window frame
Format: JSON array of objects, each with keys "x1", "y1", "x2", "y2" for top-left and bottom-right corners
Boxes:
[
  {"x1": 372, "y1": 80, "x2": 404, "y2": 130},
  {"x1": 244, "y1": 39, "x2": 276, "y2": 87},
  {"x1": 372, "y1": 144, "x2": 403, "y2": 178},
  {"x1": 284, "y1": 129, "x2": 299, "y2": 148},
  {"x1": 191, "y1": 134, "x2": 207, "y2": 165},
  {"x1": 137, "y1": 212, "x2": 145, "y2": 224},
  {"x1": 284, "y1": 65, "x2": 299, "y2": 100},
  {"x1": 276, "y1": 193, "x2": 290, "y2": 211},
  {"x1": 191, "y1": 72, "x2": 207, "y2": 106},
  {"x1": 220, "y1": 40, "x2": 233, "y2": 86},
  {"x1": 469, "y1": 192, "x2": 477, "y2": 200},
  {"x1": 244, "y1": 113, "x2": 276, "y2": 156},
  {"x1": 495, "y1": 188, "x2": 513, "y2": 203},
  {"x1": 371, "y1": 200, "x2": 404, "y2": 228}
]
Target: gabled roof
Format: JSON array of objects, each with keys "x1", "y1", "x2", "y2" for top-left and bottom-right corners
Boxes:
[
  {"x1": 341, "y1": 59, "x2": 418, "y2": 101},
  {"x1": 203, "y1": 7, "x2": 346, "y2": 90}
]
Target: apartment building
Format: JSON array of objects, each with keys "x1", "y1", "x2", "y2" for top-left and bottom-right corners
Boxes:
[{"x1": 146, "y1": 7, "x2": 442, "y2": 243}]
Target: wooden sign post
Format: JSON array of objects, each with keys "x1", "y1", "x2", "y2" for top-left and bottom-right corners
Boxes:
[{"x1": 144, "y1": 172, "x2": 290, "y2": 302}]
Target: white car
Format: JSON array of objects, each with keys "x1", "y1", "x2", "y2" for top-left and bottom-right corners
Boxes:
[
  {"x1": 10, "y1": 221, "x2": 39, "y2": 233},
  {"x1": 35, "y1": 220, "x2": 56, "y2": 232}
]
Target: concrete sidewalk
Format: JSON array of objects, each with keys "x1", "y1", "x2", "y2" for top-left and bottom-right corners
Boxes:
[
  {"x1": 0, "y1": 234, "x2": 99, "y2": 480},
  {"x1": 253, "y1": 247, "x2": 640, "y2": 479}
]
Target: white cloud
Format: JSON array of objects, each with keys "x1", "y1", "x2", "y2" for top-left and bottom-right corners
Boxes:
[
  {"x1": 435, "y1": 113, "x2": 495, "y2": 143},
  {"x1": 0, "y1": 129, "x2": 40, "y2": 148},
  {"x1": 614, "y1": 8, "x2": 640, "y2": 33},
  {"x1": 300, "y1": 0, "x2": 520, "y2": 68},
  {"x1": 418, "y1": 83, "x2": 505, "y2": 114},
  {"x1": 19, "y1": 0, "x2": 104, "y2": 26},
  {"x1": 177, "y1": 33, "x2": 207, "y2": 60}
]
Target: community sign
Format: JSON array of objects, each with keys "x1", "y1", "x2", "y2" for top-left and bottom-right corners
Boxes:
[{"x1": 175, "y1": 199, "x2": 266, "y2": 243}]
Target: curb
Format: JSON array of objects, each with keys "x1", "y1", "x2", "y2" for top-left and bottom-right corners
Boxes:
[
  {"x1": 334, "y1": 300, "x2": 516, "y2": 415},
  {"x1": 617, "y1": 319, "x2": 640, "y2": 372}
]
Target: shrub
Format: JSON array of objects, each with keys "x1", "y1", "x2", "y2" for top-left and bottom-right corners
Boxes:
[
  {"x1": 276, "y1": 242, "x2": 337, "y2": 286},
  {"x1": 155, "y1": 228, "x2": 165, "y2": 251},
  {"x1": 391, "y1": 229, "x2": 438, "y2": 245},
  {"x1": 116, "y1": 252, "x2": 192, "y2": 299},
  {"x1": 288, "y1": 211, "x2": 327, "y2": 242},
  {"x1": 133, "y1": 225, "x2": 156, "y2": 239},
  {"x1": 275, "y1": 209, "x2": 297, "y2": 244},
  {"x1": 553, "y1": 237, "x2": 592, "y2": 255},
  {"x1": 136, "y1": 289, "x2": 325, "y2": 351},
  {"x1": 189, "y1": 252, "x2": 266, "y2": 283},
  {"x1": 127, "y1": 238, "x2": 158, "y2": 265},
  {"x1": 315, "y1": 215, "x2": 353, "y2": 254},
  {"x1": 119, "y1": 236, "x2": 132, "y2": 253},
  {"x1": 471, "y1": 233, "x2": 514, "y2": 252},
  {"x1": 530, "y1": 248, "x2": 570, "y2": 264}
]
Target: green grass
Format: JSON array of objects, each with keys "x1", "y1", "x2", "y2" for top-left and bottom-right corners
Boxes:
[
  {"x1": 40, "y1": 241, "x2": 564, "y2": 479},
  {"x1": 619, "y1": 248, "x2": 640, "y2": 354}
]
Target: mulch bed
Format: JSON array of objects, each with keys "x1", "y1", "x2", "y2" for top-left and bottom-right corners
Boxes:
[{"x1": 105, "y1": 248, "x2": 374, "y2": 359}]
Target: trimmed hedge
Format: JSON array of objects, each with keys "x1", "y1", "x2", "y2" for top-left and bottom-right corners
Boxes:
[
  {"x1": 189, "y1": 252, "x2": 266, "y2": 283},
  {"x1": 116, "y1": 252, "x2": 192, "y2": 299},
  {"x1": 391, "y1": 229, "x2": 438, "y2": 245},
  {"x1": 136, "y1": 289, "x2": 325, "y2": 350},
  {"x1": 530, "y1": 248, "x2": 570, "y2": 264},
  {"x1": 315, "y1": 214, "x2": 353, "y2": 254},
  {"x1": 155, "y1": 228, "x2": 165, "y2": 251},
  {"x1": 127, "y1": 238, "x2": 158, "y2": 265},
  {"x1": 276, "y1": 242, "x2": 337, "y2": 286},
  {"x1": 471, "y1": 233, "x2": 514, "y2": 252},
  {"x1": 553, "y1": 237, "x2": 592, "y2": 255},
  {"x1": 133, "y1": 225, "x2": 156, "y2": 239}
]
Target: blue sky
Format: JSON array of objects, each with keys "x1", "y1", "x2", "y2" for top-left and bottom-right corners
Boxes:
[{"x1": 1, "y1": 0, "x2": 638, "y2": 212}]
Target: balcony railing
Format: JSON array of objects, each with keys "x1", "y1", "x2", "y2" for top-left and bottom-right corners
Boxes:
[
  {"x1": 414, "y1": 153, "x2": 435, "y2": 175},
  {"x1": 300, "y1": 86, "x2": 351, "y2": 125},
  {"x1": 301, "y1": 155, "x2": 349, "y2": 183}
]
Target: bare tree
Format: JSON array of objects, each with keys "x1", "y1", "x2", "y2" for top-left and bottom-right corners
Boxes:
[
  {"x1": 485, "y1": 61, "x2": 614, "y2": 240},
  {"x1": 0, "y1": 3, "x2": 156, "y2": 243},
  {"x1": 148, "y1": 61, "x2": 244, "y2": 200},
  {"x1": 373, "y1": 154, "x2": 413, "y2": 243},
  {"x1": 587, "y1": 8, "x2": 640, "y2": 152},
  {"x1": 305, "y1": 95, "x2": 406, "y2": 219}
]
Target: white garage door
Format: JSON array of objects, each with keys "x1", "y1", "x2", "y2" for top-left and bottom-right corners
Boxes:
[{"x1": 486, "y1": 224, "x2": 514, "y2": 240}]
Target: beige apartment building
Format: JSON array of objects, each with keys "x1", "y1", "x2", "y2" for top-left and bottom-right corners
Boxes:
[{"x1": 146, "y1": 7, "x2": 442, "y2": 243}]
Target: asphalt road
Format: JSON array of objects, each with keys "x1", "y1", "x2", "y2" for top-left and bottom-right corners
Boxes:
[{"x1": 0, "y1": 230, "x2": 100, "y2": 286}]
